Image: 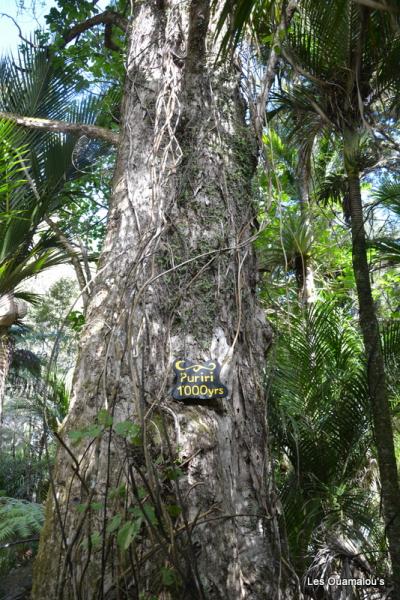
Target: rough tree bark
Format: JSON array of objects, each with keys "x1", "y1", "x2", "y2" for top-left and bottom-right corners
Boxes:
[
  {"x1": 32, "y1": 2, "x2": 296, "y2": 598},
  {"x1": 346, "y1": 161, "x2": 400, "y2": 597}
]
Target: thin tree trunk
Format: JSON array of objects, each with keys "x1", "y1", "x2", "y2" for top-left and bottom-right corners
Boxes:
[
  {"x1": 32, "y1": 2, "x2": 296, "y2": 599},
  {"x1": 347, "y1": 169, "x2": 400, "y2": 596},
  {"x1": 253, "y1": 0, "x2": 298, "y2": 146},
  {"x1": 0, "y1": 326, "x2": 11, "y2": 449},
  {"x1": 294, "y1": 144, "x2": 315, "y2": 305},
  {"x1": 44, "y1": 216, "x2": 90, "y2": 313}
]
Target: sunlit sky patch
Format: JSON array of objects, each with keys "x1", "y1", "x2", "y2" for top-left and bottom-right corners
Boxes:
[{"x1": 0, "y1": 0, "x2": 55, "y2": 53}]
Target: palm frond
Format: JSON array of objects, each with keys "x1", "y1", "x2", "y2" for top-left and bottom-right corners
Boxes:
[
  {"x1": 370, "y1": 179, "x2": 400, "y2": 216},
  {"x1": 269, "y1": 301, "x2": 371, "y2": 572},
  {"x1": 214, "y1": 0, "x2": 275, "y2": 53},
  {"x1": 257, "y1": 211, "x2": 313, "y2": 271},
  {"x1": 381, "y1": 320, "x2": 400, "y2": 366},
  {"x1": 369, "y1": 237, "x2": 400, "y2": 264},
  {"x1": 0, "y1": 40, "x2": 110, "y2": 299},
  {"x1": 0, "y1": 235, "x2": 65, "y2": 296}
]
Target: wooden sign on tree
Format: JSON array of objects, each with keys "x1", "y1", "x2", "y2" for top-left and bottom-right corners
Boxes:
[{"x1": 172, "y1": 359, "x2": 228, "y2": 401}]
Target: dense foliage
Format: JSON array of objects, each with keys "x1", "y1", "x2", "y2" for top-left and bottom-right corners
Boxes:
[{"x1": 0, "y1": 0, "x2": 399, "y2": 598}]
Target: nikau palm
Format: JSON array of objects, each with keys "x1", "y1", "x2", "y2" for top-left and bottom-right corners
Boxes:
[
  {"x1": 219, "y1": 0, "x2": 400, "y2": 592},
  {"x1": 259, "y1": 128, "x2": 317, "y2": 303},
  {"x1": 270, "y1": 302, "x2": 391, "y2": 595},
  {"x1": 270, "y1": 1, "x2": 400, "y2": 592},
  {"x1": 0, "y1": 119, "x2": 56, "y2": 430},
  {"x1": 0, "y1": 119, "x2": 62, "y2": 436},
  {"x1": 0, "y1": 42, "x2": 109, "y2": 432},
  {"x1": 0, "y1": 41, "x2": 112, "y2": 310}
]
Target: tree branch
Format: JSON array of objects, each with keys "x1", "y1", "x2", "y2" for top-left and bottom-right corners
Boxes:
[
  {"x1": 253, "y1": 0, "x2": 298, "y2": 147},
  {"x1": 0, "y1": 13, "x2": 45, "y2": 49},
  {"x1": 354, "y1": 0, "x2": 399, "y2": 12},
  {"x1": 0, "y1": 111, "x2": 119, "y2": 145},
  {"x1": 104, "y1": 23, "x2": 121, "y2": 52},
  {"x1": 0, "y1": 537, "x2": 39, "y2": 549},
  {"x1": 44, "y1": 217, "x2": 90, "y2": 313},
  {"x1": 63, "y1": 10, "x2": 128, "y2": 45}
]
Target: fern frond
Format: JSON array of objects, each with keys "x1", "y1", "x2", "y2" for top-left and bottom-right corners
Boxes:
[{"x1": 0, "y1": 498, "x2": 44, "y2": 545}]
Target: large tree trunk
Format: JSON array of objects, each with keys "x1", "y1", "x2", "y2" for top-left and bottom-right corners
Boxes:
[
  {"x1": 32, "y1": 2, "x2": 296, "y2": 598},
  {"x1": 346, "y1": 166, "x2": 400, "y2": 597}
]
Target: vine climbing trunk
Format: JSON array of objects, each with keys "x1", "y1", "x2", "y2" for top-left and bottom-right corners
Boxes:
[
  {"x1": 32, "y1": 2, "x2": 296, "y2": 599},
  {"x1": 347, "y1": 166, "x2": 400, "y2": 596}
]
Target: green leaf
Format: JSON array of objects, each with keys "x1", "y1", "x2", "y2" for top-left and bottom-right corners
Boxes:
[
  {"x1": 278, "y1": 29, "x2": 287, "y2": 41},
  {"x1": 0, "y1": 498, "x2": 44, "y2": 544},
  {"x1": 137, "y1": 486, "x2": 147, "y2": 500},
  {"x1": 81, "y1": 531, "x2": 101, "y2": 550},
  {"x1": 68, "y1": 430, "x2": 86, "y2": 443},
  {"x1": 114, "y1": 420, "x2": 141, "y2": 444},
  {"x1": 68, "y1": 424, "x2": 102, "y2": 443},
  {"x1": 165, "y1": 467, "x2": 184, "y2": 481},
  {"x1": 90, "y1": 531, "x2": 102, "y2": 549},
  {"x1": 117, "y1": 520, "x2": 141, "y2": 550},
  {"x1": 67, "y1": 310, "x2": 85, "y2": 332},
  {"x1": 75, "y1": 502, "x2": 102, "y2": 513},
  {"x1": 97, "y1": 409, "x2": 113, "y2": 427},
  {"x1": 109, "y1": 484, "x2": 127, "y2": 499},
  {"x1": 128, "y1": 503, "x2": 157, "y2": 525},
  {"x1": 166, "y1": 504, "x2": 182, "y2": 518},
  {"x1": 161, "y1": 566, "x2": 177, "y2": 587},
  {"x1": 84, "y1": 424, "x2": 102, "y2": 438},
  {"x1": 262, "y1": 34, "x2": 273, "y2": 44},
  {"x1": 106, "y1": 514, "x2": 122, "y2": 534},
  {"x1": 142, "y1": 504, "x2": 158, "y2": 526}
]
